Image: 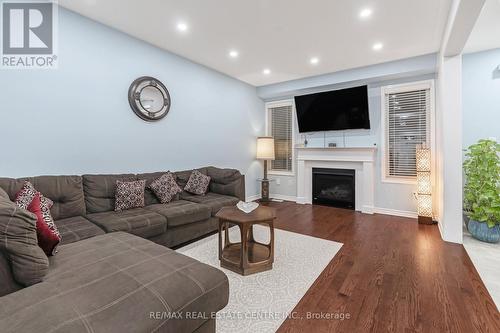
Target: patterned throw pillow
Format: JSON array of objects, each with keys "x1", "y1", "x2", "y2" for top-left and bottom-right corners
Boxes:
[
  {"x1": 184, "y1": 170, "x2": 211, "y2": 195},
  {"x1": 15, "y1": 181, "x2": 53, "y2": 210},
  {"x1": 15, "y1": 181, "x2": 61, "y2": 256},
  {"x1": 149, "y1": 172, "x2": 183, "y2": 204},
  {"x1": 115, "y1": 180, "x2": 146, "y2": 211}
]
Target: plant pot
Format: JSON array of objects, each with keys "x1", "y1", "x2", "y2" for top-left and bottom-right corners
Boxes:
[{"x1": 467, "y1": 219, "x2": 500, "y2": 243}]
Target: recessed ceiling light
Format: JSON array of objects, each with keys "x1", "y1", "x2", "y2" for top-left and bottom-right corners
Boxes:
[
  {"x1": 176, "y1": 22, "x2": 188, "y2": 32},
  {"x1": 310, "y1": 57, "x2": 319, "y2": 65},
  {"x1": 359, "y1": 8, "x2": 373, "y2": 19},
  {"x1": 229, "y1": 50, "x2": 239, "y2": 58},
  {"x1": 263, "y1": 68, "x2": 271, "y2": 75},
  {"x1": 372, "y1": 42, "x2": 383, "y2": 51}
]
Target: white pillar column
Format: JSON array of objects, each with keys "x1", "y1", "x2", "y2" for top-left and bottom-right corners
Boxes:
[{"x1": 436, "y1": 54, "x2": 463, "y2": 243}]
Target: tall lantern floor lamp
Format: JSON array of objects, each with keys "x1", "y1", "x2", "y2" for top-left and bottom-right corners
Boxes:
[
  {"x1": 416, "y1": 144, "x2": 433, "y2": 224},
  {"x1": 256, "y1": 137, "x2": 275, "y2": 202}
]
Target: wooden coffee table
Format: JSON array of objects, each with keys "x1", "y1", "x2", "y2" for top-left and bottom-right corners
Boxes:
[{"x1": 216, "y1": 206, "x2": 276, "y2": 276}]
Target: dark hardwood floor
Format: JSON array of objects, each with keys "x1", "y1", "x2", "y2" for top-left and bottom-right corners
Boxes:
[{"x1": 261, "y1": 201, "x2": 500, "y2": 333}]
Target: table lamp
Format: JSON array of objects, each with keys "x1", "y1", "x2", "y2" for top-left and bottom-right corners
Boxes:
[{"x1": 256, "y1": 137, "x2": 275, "y2": 202}]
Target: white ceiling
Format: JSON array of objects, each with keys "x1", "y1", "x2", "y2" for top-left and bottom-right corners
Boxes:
[
  {"x1": 60, "y1": 0, "x2": 452, "y2": 86},
  {"x1": 464, "y1": 0, "x2": 500, "y2": 54}
]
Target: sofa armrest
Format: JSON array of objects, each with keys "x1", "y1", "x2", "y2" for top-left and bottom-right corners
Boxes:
[
  {"x1": 0, "y1": 251, "x2": 22, "y2": 297},
  {"x1": 210, "y1": 175, "x2": 245, "y2": 201}
]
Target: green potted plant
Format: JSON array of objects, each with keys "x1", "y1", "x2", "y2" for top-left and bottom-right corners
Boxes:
[{"x1": 463, "y1": 139, "x2": 500, "y2": 243}]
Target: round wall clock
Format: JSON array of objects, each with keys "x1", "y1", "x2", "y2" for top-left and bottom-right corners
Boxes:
[{"x1": 128, "y1": 76, "x2": 171, "y2": 121}]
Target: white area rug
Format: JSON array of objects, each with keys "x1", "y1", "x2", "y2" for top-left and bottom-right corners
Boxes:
[
  {"x1": 463, "y1": 232, "x2": 500, "y2": 310},
  {"x1": 178, "y1": 225, "x2": 343, "y2": 333}
]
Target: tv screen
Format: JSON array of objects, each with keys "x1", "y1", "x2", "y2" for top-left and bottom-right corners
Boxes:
[{"x1": 295, "y1": 85, "x2": 370, "y2": 133}]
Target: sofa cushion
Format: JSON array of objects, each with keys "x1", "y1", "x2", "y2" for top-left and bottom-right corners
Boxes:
[
  {"x1": 82, "y1": 174, "x2": 136, "y2": 213},
  {"x1": 114, "y1": 179, "x2": 146, "y2": 211},
  {"x1": 0, "y1": 232, "x2": 229, "y2": 333},
  {"x1": 0, "y1": 188, "x2": 18, "y2": 300},
  {"x1": 0, "y1": 251, "x2": 22, "y2": 297},
  {"x1": 210, "y1": 180, "x2": 242, "y2": 198},
  {"x1": 149, "y1": 217, "x2": 219, "y2": 249},
  {"x1": 55, "y1": 216, "x2": 105, "y2": 245},
  {"x1": 86, "y1": 208, "x2": 167, "y2": 239},
  {"x1": 182, "y1": 192, "x2": 239, "y2": 216},
  {"x1": 0, "y1": 175, "x2": 85, "y2": 220},
  {"x1": 206, "y1": 166, "x2": 242, "y2": 184},
  {"x1": 145, "y1": 200, "x2": 211, "y2": 227},
  {"x1": 0, "y1": 188, "x2": 49, "y2": 286},
  {"x1": 206, "y1": 166, "x2": 245, "y2": 200}
]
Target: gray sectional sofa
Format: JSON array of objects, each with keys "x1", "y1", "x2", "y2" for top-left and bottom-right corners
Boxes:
[{"x1": 0, "y1": 166, "x2": 245, "y2": 333}]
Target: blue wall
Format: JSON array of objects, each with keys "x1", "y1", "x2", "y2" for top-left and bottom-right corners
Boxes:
[
  {"x1": 0, "y1": 8, "x2": 265, "y2": 198},
  {"x1": 462, "y1": 48, "x2": 500, "y2": 148}
]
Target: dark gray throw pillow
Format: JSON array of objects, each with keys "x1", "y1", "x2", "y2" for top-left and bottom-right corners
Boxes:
[{"x1": 0, "y1": 187, "x2": 49, "y2": 286}]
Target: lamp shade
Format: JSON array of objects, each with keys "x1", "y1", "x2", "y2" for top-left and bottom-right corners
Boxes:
[{"x1": 256, "y1": 137, "x2": 275, "y2": 160}]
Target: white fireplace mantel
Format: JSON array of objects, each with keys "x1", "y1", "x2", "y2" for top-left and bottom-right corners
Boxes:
[{"x1": 296, "y1": 147, "x2": 377, "y2": 214}]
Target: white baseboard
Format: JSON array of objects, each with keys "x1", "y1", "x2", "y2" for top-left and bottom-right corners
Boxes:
[
  {"x1": 437, "y1": 220, "x2": 445, "y2": 239},
  {"x1": 246, "y1": 194, "x2": 260, "y2": 202},
  {"x1": 247, "y1": 194, "x2": 298, "y2": 202},
  {"x1": 295, "y1": 196, "x2": 307, "y2": 204},
  {"x1": 361, "y1": 205, "x2": 374, "y2": 214},
  {"x1": 373, "y1": 207, "x2": 417, "y2": 219},
  {"x1": 270, "y1": 194, "x2": 297, "y2": 202}
]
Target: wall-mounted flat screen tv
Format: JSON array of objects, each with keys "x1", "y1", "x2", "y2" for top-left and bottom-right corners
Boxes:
[{"x1": 295, "y1": 85, "x2": 370, "y2": 133}]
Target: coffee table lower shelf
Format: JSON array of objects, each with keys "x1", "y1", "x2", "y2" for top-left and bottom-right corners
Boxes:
[{"x1": 220, "y1": 242, "x2": 273, "y2": 275}]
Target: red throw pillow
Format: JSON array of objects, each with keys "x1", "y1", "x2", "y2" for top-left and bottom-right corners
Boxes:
[
  {"x1": 15, "y1": 181, "x2": 61, "y2": 255},
  {"x1": 27, "y1": 194, "x2": 61, "y2": 256}
]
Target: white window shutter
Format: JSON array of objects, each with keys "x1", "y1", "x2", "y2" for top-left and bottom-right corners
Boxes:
[
  {"x1": 269, "y1": 104, "x2": 293, "y2": 172},
  {"x1": 385, "y1": 88, "x2": 430, "y2": 178}
]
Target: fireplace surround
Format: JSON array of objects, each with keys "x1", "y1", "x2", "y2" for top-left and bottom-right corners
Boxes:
[{"x1": 296, "y1": 147, "x2": 376, "y2": 214}]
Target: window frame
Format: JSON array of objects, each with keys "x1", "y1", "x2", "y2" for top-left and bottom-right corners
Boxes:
[
  {"x1": 265, "y1": 99, "x2": 295, "y2": 176},
  {"x1": 380, "y1": 80, "x2": 435, "y2": 185}
]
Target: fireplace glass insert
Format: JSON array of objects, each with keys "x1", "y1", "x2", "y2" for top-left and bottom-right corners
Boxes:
[{"x1": 312, "y1": 168, "x2": 355, "y2": 209}]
